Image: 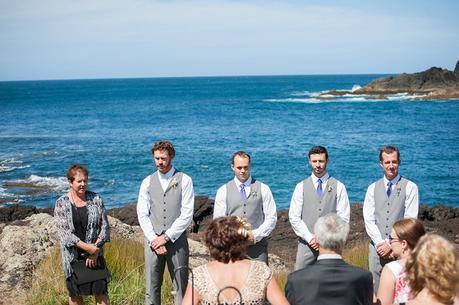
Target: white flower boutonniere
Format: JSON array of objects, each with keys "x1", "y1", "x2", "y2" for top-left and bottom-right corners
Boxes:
[
  {"x1": 327, "y1": 186, "x2": 333, "y2": 193},
  {"x1": 395, "y1": 187, "x2": 402, "y2": 197},
  {"x1": 170, "y1": 178, "x2": 178, "y2": 189},
  {"x1": 251, "y1": 191, "x2": 257, "y2": 198}
]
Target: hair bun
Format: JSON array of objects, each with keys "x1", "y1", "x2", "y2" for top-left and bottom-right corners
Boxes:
[{"x1": 236, "y1": 217, "x2": 252, "y2": 238}]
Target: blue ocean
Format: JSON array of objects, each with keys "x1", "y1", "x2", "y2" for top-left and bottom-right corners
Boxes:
[{"x1": 0, "y1": 75, "x2": 458, "y2": 209}]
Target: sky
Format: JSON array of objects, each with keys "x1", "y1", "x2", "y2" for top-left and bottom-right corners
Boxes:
[{"x1": 0, "y1": 0, "x2": 458, "y2": 81}]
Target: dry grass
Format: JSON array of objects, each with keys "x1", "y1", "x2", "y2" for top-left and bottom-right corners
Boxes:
[
  {"x1": 26, "y1": 239, "x2": 369, "y2": 304},
  {"x1": 343, "y1": 242, "x2": 369, "y2": 270},
  {"x1": 25, "y1": 239, "x2": 173, "y2": 305}
]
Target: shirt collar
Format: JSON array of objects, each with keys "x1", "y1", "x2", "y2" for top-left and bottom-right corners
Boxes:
[
  {"x1": 317, "y1": 253, "x2": 342, "y2": 260},
  {"x1": 158, "y1": 167, "x2": 175, "y2": 180},
  {"x1": 384, "y1": 174, "x2": 401, "y2": 185},
  {"x1": 234, "y1": 176, "x2": 252, "y2": 188},
  {"x1": 311, "y1": 173, "x2": 329, "y2": 184}
]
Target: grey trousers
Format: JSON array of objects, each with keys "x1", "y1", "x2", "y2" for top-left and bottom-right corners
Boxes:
[
  {"x1": 368, "y1": 243, "x2": 393, "y2": 293},
  {"x1": 294, "y1": 239, "x2": 319, "y2": 270},
  {"x1": 144, "y1": 233, "x2": 189, "y2": 305},
  {"x1": 246, "y1": 238, "x2": 268, "y2": 264}
]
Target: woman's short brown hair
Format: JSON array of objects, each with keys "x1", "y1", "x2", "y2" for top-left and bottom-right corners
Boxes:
[
  {"x1": 66, "y1": 164, "x2": 89, "y2": 182},
  {"x1": 205, "y1": 216, "x2": 251, "y2": 263},
  {"x1": 393, "y1": 218, "x2": 426, "y2": 250},
  {"x1": 406, "y1": 234, "x2": 459, "y2": 305}
]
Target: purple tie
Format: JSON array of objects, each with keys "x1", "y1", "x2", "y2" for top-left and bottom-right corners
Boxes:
[
  {"x1": 317, "y1": 179, "x2": 323, "y2": 198},
  {"x1": 387, "y1": 182, "x2": 392, "y2": 198},
  {"x1": 240, "y1": 184, "x2": 247, "y2": 202}
]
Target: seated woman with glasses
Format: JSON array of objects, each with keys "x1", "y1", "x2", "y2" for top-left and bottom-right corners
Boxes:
[
  {"x1": 182, "y1": 216, "x2": 289, "y2": 305},
  {"x1": 377, "y1": 218, "x2": 426, "y2": 305}
]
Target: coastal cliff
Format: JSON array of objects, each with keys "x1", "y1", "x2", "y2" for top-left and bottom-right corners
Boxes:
[{"x1": 320, "y1": 61, "x2": 459, "y2": 100}]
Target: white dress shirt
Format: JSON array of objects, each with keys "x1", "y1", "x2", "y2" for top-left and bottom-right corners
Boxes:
[
  {"x1": 137, "y1": 167, "x2": 195, "y2": 243},
  {"x1": 363, "y1": 174, "x2": 419, "y2": 246},
  {"x1": 317, "y1": 253, "x2": 342, "y2": 260},
  {"x1": 214, "y1": 176, "x2": 277, "y2": 242},
  {"x1": 289, "y1": 173, "x2": 350, "y2": 244}
]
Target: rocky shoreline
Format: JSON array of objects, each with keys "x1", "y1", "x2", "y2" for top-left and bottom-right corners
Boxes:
[
  {"x1": 319, "y1": 61, "x2": 459, "y2": 100},
  {"x1": 0, "y1": 198, "x2": 457, "y2": 303},
  {"x1": 2, "y1": 196, "x2": 457, "y2": 266}
]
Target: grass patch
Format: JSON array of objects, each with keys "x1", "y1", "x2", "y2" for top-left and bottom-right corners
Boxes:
[
  {"x1": 26, "y1": 239, "x2": 174, "y2": 305},
  {"x1": 343, "y1": 242, "x2": 369, "y2": 270}
]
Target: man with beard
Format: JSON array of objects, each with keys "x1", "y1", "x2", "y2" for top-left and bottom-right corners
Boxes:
[{"x1": 137, "y1": 140, "x2": 194, "y2": 305}]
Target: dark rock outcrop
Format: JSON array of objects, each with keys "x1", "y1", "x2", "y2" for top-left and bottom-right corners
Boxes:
[
  {"x1": 107, "y1": 204, "x2": 139, "y2": 226},
  {"x1": 320, "y1": 62, "x2": 459, "y2": 100},
  {"x1": 358, "y1": 67, "x2": 458, "y2": 93},
  {"x1": 0, "y1": 205, "x2": 53, "y2": 224}
]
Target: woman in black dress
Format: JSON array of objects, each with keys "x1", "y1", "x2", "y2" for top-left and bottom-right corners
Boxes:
[{"x1": 54, "y1": 164, "x2": 110, "y2": 305}]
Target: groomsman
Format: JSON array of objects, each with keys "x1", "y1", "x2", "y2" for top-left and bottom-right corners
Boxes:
[
  {"x1": 363, "y1": 145, "x2": 419, "y2": 291},
  {"x1": 214, "y1": 151, "x2": 277, "y2": 263},
  {"x1": 289, "y1": 146, "x2": 350, "y2": 270},
  {"x1": 137, "y1": 141, "x2": 194, "y2": 305}
]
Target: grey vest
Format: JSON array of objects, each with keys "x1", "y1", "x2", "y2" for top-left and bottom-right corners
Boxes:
[
  {"x1": 148, "y1": 170, "x2": 183, "y2": 235},
  {"x1": 374, "y1": 177, "x2": 408, "y2": 240},
  {"x1": 301, "y1": 176, "x2": 338, "y2": 231},
  {"x1": 225, "y1": 179, "x2": 264, "y2": 230}
]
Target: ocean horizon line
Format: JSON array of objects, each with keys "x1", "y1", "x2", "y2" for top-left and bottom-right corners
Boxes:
[{"x1": 0, "y1": 72, "x2": 395, "y2": 83}]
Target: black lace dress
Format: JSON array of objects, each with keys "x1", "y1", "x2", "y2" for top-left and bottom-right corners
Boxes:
[{"x1": 66, "y1": 204, "x2": 109, "y2": 296}]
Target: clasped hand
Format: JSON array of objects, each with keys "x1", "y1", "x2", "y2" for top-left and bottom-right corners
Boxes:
[
  {"x1": 85, "y1": 243, "x2": 100, "y2": 268},
  {"x1": 376, "y1": 241, "x2": 392, "y2": 258},
  {"x1": 150, "y1": 234, "x2": 168, "y2": 255}
]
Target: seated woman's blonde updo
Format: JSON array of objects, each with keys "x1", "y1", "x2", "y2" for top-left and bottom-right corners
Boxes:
[
  {"x1": 205, "y1": 216, "x2": 251, "y2": 263},
  {"x1": 405, "y1": 233, "x2": 459, "y2": 305}
]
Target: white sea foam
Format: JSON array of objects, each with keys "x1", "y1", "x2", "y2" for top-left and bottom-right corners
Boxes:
[
  {"x1": 265, "y1": 86, "x2": 433, "y2": 104},
  {"x1": 351, "y1": 85, "x2": 362, "y2": 92},
  {"x1": 290, "y1": 91, "x2": 311, "y2": 97},
  {"x1": 0, "y1": 186, "x2": 24, "y2": 205},
  {"x1": 6, "y1": 175, "x2": 68, "y2": 192},
  {"x1": 28, "y1": 175, "x2": 68, "y2": 191},
  {"x1": 0, "y1": 158, "x2": 30, "y2": 173}
]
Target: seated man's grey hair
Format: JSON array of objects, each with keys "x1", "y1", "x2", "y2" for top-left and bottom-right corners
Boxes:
[{"x1": 314, "y1": 213, "x2": 349, "y2": 252}]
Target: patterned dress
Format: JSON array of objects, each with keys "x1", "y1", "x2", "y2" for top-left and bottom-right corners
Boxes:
[
  {"x1": 386, "y1": 260, "x2": 410, "y2": 303},
  {"x1": 192, "y1": 260, "x2": 272, "y2": 305}
]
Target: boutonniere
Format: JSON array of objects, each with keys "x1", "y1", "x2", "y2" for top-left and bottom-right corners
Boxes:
[
  {"x1": 395, "y1": 187, "x2": 402, "y2": 196},
  {"x1": 170, "y1": 178, "x2": 178, "y2": 189},
  {"x1": 251, "y1": 191, "x2": 257, "y2": 198},
  {"x1": 327, "y1": 186, "x2": 333, "y2": 193}
]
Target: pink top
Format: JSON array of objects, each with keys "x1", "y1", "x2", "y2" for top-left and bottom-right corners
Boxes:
[{"x1": 387, "y1": 260, "x2": 410, "y2": 303}]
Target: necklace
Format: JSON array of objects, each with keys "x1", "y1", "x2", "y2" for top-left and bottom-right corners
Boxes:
[{"x1": 69, "y1": 191, "x2": 86, "y2": 207}]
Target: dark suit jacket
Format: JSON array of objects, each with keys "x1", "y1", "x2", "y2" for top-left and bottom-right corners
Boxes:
[{"x1": 285, "y1": 258, "x2": 373, "y2": 305}]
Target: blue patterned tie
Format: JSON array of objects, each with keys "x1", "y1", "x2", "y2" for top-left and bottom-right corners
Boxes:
[
  {"x1": 240, "y1": 184, "x2": 247, "y2": 202},
  {"x1": 317, "y1": 179, "x2": 323, "y2": 198},
  {"x1": 387, "y1": 182, "x2": 393, "y2": 198}
]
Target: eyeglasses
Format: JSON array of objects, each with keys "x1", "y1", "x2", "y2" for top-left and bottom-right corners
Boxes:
[{"x1": 388, "y1": 235, "x2": 400, "y2": 244}]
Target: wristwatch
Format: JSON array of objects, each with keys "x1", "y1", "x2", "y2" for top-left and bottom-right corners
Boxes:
[{"x1": 164, "y1": 234, "x2": 170, "y2": 243}]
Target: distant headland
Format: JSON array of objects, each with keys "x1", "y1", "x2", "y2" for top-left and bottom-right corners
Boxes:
[{"x1": 320, "y1": 61, "x2": 459, "y2": 100}]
